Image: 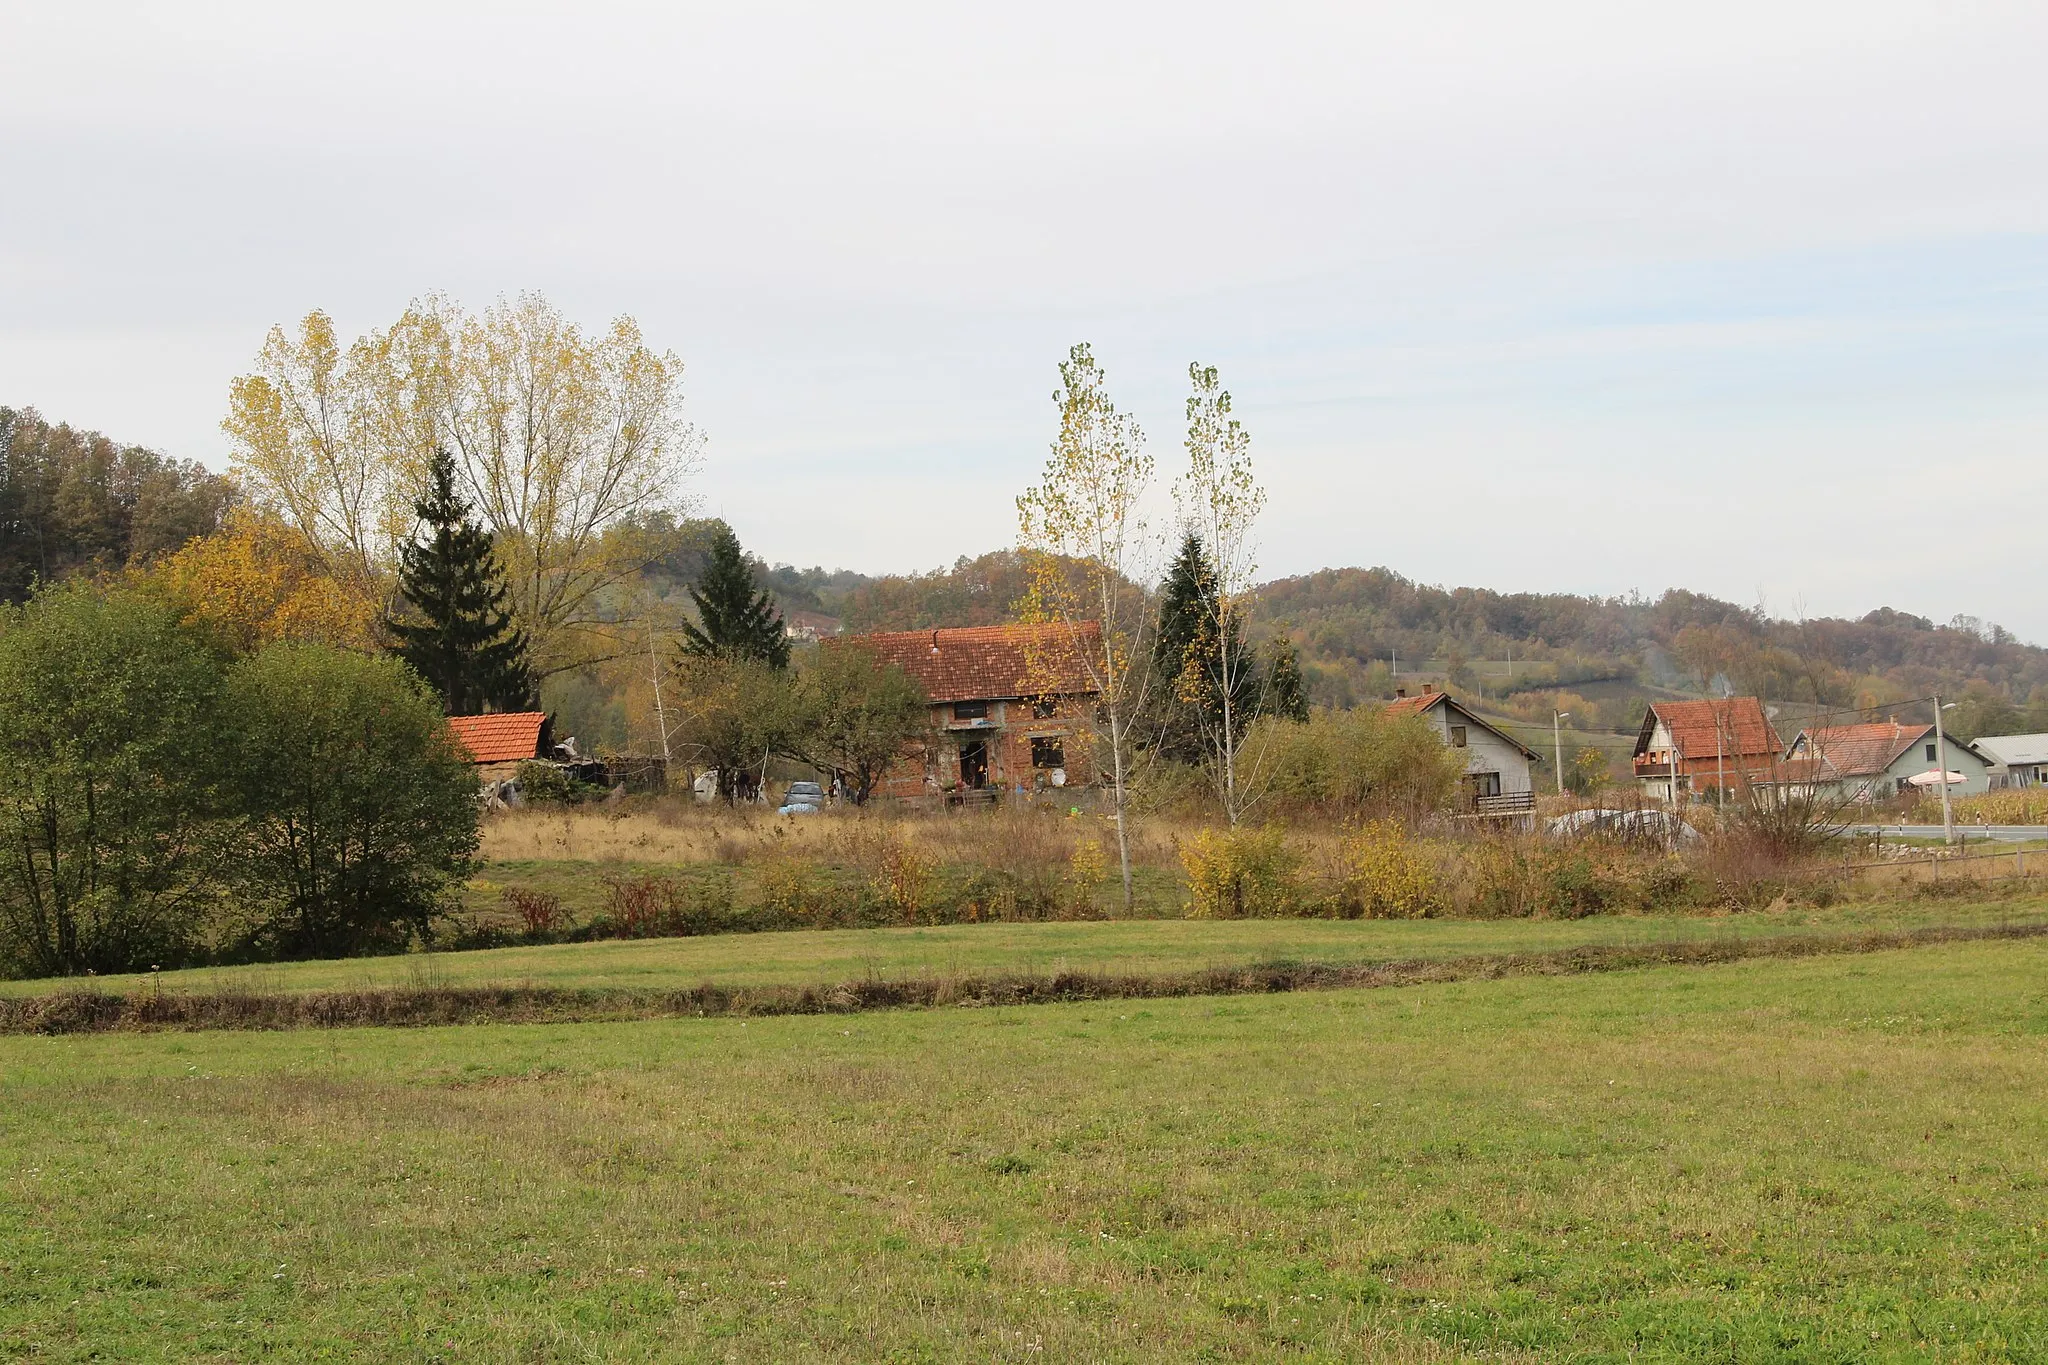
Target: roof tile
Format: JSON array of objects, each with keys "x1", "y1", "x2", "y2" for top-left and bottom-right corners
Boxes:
[
  {"x1": 447, "y1": 712, "x2": 550, "y2": 764},
  {"x1": 839, "y1": 623, "x2": 1102, "y2": 703}
]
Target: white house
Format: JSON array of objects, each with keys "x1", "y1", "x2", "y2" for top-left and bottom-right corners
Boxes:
[
  {"x1": 1386, "y1": 685, "x2": 1540, "y2": 816},
  {"x1": 1970, "y1": 733, "x2": 2048, "y2": 789}
]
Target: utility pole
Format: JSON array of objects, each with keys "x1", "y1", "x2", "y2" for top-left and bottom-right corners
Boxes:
[
  {"x1": 1668, "y1": 708, "x2": 1683, "y2": 808},
  {"x1": 1933, "y1": 694, "x2": 1956, "y2": 846},
  {"x1": 1554, "y1": 710, "x2": 1570, "y2": 795},
  {"x1": 1715, "y1": 701, "x2": 1727, "y2": 808}
]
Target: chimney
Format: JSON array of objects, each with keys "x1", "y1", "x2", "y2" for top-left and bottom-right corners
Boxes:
[
  {"x1": 1395, "y1": 687, "x2": 1407, "y2": 698},
  {"x1": 1422, "y1": 683, "x2": 1437, "y2": 695}
]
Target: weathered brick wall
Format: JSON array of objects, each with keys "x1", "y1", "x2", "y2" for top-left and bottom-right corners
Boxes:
[{"x1": 872, "y1": 696, "x2": 1096, "y2": 800}]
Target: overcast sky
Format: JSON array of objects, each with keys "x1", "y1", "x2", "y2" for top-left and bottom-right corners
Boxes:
[{"x1": 5, "y1": 2, "x2": 2046, "y2": 637}]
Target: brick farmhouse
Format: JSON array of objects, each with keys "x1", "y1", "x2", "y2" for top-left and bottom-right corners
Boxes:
[{"x1": 846, "y1": 623, "x2": 1101, "y2": 800}]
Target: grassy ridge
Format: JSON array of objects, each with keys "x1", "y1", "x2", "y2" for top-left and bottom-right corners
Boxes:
[
  {"x1": 7, "y1": 919, "x2": 2048, "y2": 1036},
  {"x1": 3, "y1": 940, "x2": 2046, "y2": 1359},
  {"x1": 5, "y1": 895, "x2": 2040, "y2": 1002}
]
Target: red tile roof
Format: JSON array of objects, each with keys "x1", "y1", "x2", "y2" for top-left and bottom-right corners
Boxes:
[
  {"x1": 447, "y1": 712, "x2": 550, "y2": 764},
  {"x1": 1787, "y1": 722, "x2": 1932, "y2": 780},
  {"x1": 840, "y1": 623, "x2": 1103, "y2": 703},
  {"x1": 1636, "y1": 698, "x2": 1781, "y2": 761}
]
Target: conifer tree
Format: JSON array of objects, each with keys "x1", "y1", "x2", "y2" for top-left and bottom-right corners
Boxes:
[
  {"x1": 1152, "y1": 531, "x2": 1256, "y2": 763},
  {"x1": 678, "y1": 522, "x2": 789, "y2": 668},
  {"x1": 389, "y1": 450, "x2": 534, "y2": 714},
  {"x1": 1263, "y1": 636, "x2": 1309, "y2": 723}
]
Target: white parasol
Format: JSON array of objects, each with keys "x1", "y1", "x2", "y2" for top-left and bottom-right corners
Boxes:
[{"x1": 1904, "y1": 769, "x2": 1967, "y2": 788}]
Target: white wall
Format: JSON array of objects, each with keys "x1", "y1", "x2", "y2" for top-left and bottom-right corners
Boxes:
[{"x1": 1420, "y1": 702, "x2": 1534, "y2": 794}]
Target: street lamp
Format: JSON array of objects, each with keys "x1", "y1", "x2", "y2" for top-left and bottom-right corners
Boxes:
[
  {"x1": 1553, "y1": 711, "x2": 1571, "y2": 796},
  {"x1": 1933, "y1": 696, "x2": 1959, "y2": 846}
]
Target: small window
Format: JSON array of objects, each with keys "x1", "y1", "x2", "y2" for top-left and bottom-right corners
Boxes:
[
  {"x1": 1449, "y1": 725, "x2": 1468, "y2": 748},
  {"x1": 1925, "y1": 743, "x2": 1937, "y2": 762},
  {"x1": 1031, "y1": 737, "x2": 1065, "y2": 769},
  {"x1": 1032, "y1": 697, "x2": 1057, "y2": 719},
  {"x1": 953, "y1": 700, "x2": 989, "y2": 721}
]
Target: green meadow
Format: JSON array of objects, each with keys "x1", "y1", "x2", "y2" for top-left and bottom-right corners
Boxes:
[
  {"x1": 3, "y1": 894, "x2": 2041, "y2": 1002},
  {"x1": 3, "y1": 932, "x2": 2046, "y2": 1361}
]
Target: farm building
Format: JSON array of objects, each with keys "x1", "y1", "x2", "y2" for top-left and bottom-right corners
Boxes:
[
  {"x1": 1632, "y1": 698, "x2": 1782, "y2": 801},
  {"x1": 447, "y1": 711, "x2": 553, "y2": 786},
  {"x1": 1768, "y1": 720, "x2": 1994, "y2": 802},
  {"x1": 846, "y1": 623, "x2": 1101, "y2": 801},
  {"x1": 1386, "y1": 684, "x2": 1540, "y2": 816},
  {"x1": 1971, "y1": 733, "x2": 2048, "y2": 789}
]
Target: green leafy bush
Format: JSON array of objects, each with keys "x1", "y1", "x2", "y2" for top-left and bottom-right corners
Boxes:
[
  {"x1": 0, "y1": 585, "x2": 225, "y2": 976},
  {"x1": 223, "y1": 644, "x2": 480, "y2": 959}
]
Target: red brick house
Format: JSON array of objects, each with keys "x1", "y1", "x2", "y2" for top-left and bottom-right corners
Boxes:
[
  {"x1": 1632, "y1": 698, "x2": 1781, "y2": 800},
  {"x1": 849, "y1": 623, "x2": 1102, "y2": 800}
]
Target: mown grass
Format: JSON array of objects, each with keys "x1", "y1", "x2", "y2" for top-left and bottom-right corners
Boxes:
[
  {"x1": 3, "y1": 939, "x2": 2046, "y2": 1361},
  {"x1": 5, "y1": 894, "x2": 2043, "y2": 1001}
]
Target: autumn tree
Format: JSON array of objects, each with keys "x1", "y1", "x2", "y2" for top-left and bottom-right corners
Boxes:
[
  {"x1": 680, "y1": 522, "x2": 789, "y2": 668},
  {"x1": 222, "y1": 308, "x2": 439, "y2": 603},
  {"x1": 389, "y1": 449, "x2": 534, "y2": 714},
  {"x1": 223, "y1": 294, "x2": 702, "y2": 673},
  {"x1": 439, "y1": 294, "x2": 703, "y2": 674},
  {"x1": 1175, "y1": 363, "x2": 1267, "y2": 823},
  {"x1": 1017, "y1": 343, "x2": 1155, "y2": 909},
  {"x1": 144, "y1": 508, "x2": 379, "y2": 654}
]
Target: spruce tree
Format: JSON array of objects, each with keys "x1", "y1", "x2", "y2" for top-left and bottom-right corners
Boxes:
[
  {"x1": 389, "y1": 450, "x2": 534, "y2": 714},
  {"x1": 1152, "y1": 532, "x2": 1256, "y2": 762},
  {"x1": 679, "y1": 522, "x2": 789, "y2": 668}
]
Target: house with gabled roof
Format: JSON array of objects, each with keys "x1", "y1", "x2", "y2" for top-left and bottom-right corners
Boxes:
[
  {"x1": 1632, "y1": 698, "x2": 1782, "y2": 801},
  {"x1": 1386, "y1": 684, "x2": 1540, "y2": 815},
  {"x1": 447, "y1": 711, "x2": 553, "y2": 786},
  {"x1": 1767, "y1": 720, "x2": 1992, "y2": 802},
  {"x1": 846, "y1": 623, "x2": 1101, "y2": 800}
]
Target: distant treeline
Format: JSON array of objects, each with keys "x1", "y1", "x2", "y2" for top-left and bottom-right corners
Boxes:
[{"x1": 0, "y1": 406, "x2": 232, "y2": 601}]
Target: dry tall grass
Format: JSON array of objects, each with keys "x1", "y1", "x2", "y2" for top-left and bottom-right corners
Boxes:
[{"x1": 480, "y1": 800, "x2": 1194, "y2": 871}]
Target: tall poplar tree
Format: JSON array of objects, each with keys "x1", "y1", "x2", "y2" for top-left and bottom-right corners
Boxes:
[
  {"x1": 1176, "y1": 362, "x2": 1266, "y2": 823},
  {"x1": 678, "y1": 523, "x2": 789, "y2": 668},
  {"x1": 1018, "y1": 343, "x2": 1155, "y2": 910},
  {"x1": 389, "y1": 450, "x2": 534, "y2": 714}
]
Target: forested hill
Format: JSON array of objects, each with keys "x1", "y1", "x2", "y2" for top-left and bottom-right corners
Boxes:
[
  {"x1": 1250, "y1": 568, "x2": 2048, "y2": 732},
  {"x1": 770, "y1": 551, "x2": 2048, "y2": 737}
]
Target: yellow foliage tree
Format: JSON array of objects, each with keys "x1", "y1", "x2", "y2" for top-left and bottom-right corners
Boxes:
[
  {"x1": 223, "y1": 293, "x2": 702, "y2": 674},
  {"x1": 143, "y1": 509, "x2": 379, "y2": 654}
]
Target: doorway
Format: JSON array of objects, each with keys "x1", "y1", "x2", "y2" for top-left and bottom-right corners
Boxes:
[{"x1": 958, "y1": 739, "x2": 990, "y2": 790}]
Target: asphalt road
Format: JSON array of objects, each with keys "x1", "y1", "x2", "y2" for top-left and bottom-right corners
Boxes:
[{"x1": 1845, "y1": 825, "x2": 2048, "y2": 844}]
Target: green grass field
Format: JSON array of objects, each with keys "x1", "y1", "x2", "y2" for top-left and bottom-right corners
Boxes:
[
  {"x1": 3, "y1": 934, "x2": 2046, "y2": 1360},
  {"x1": 6, "y1": 895, "x2": 2043, "y2": 1003}
]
